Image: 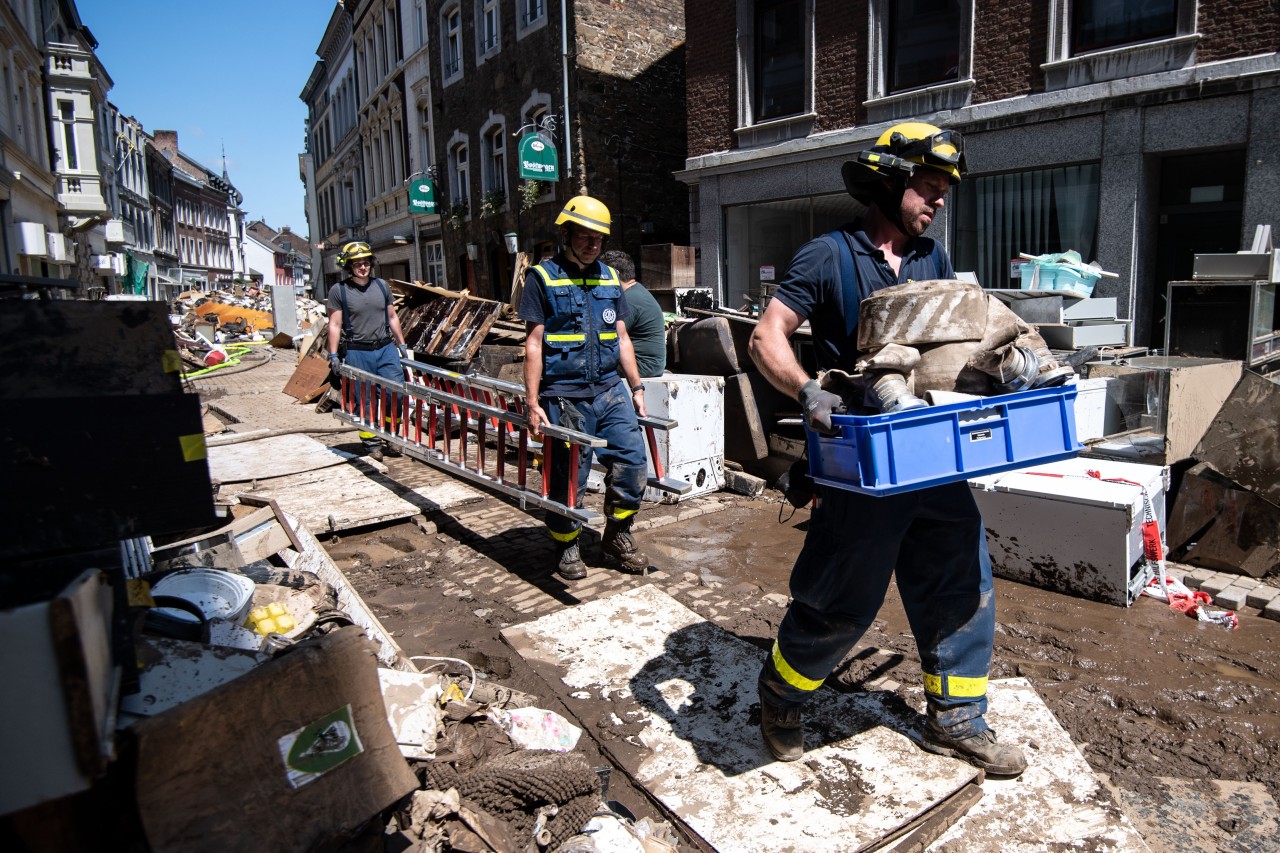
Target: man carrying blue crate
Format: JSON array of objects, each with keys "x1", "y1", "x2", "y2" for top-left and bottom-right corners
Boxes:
[{"x1": 747, "y1": 122, "x2": 1028, "y2": 777}]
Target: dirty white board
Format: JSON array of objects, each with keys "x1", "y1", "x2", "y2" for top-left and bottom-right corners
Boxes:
[
  {"x1": 207, "y1": 433, "x2": 356, "y2": 483},
  {"x1": 927, "y1": 678, "x2": 1150, "y2": 851},
  {"x1": 502, "y1": 585, "x2": 981, "y2": 853},
  {"x1": 278, "y1": 512, "x2": 414, "y2": 671},
  {"x1": 237, "y1": 461, "x2": 483, "y2": 534}
]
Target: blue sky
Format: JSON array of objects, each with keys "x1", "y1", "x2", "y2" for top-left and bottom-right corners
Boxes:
[{"x1": 78, "y1": 0, "x2": 331, "y2": 237}]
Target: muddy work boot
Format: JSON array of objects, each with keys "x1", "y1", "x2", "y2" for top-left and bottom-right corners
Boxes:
[
  {"x1": 363, "y1": 439, "x2": 384, "y2": 461},
  {"x1": 553, "y1": 540, "x2": 587, "y2": 581},
  {"x1": 921, "y1": 723, "x2": 1027, "y2": 778},
  {"x1": 601, "y1": 517, "x2": 649, "y2": 574},
  {"x1": 759, "y1": 694, "x2": 805, "y2": 762}
]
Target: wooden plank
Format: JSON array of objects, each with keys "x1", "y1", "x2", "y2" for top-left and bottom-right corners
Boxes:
[
  {"x1": 206, "y1": 433, "x2": 358, "y2": 483},
  {"x1": 282, "y1": 353, "x2": 332, "y2": 400},
  {"x1": 234, "y1": 461, "x2": 483, "y2": 534},
  {"x1": 133, "y1": 628, "x2": 418, "y2": 853},
  {"x1": 502, "y1": 586, "x2": 981, "y2": 853}
]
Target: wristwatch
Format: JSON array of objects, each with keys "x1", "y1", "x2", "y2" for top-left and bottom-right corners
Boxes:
[{"x1": 631, "y1": 384, "x2": 644, "y2": 394}]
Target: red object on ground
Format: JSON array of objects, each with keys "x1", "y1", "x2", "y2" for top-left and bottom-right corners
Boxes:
[{"x1": 204, "y1": 350, "x2": 227, "y2": 367}]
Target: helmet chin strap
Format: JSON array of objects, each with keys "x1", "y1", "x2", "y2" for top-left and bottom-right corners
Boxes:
[{"x1": 871, "y1": 179, "x2": 911, "y2": 237}]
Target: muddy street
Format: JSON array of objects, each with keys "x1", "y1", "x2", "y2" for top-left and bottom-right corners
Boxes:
[{"x1": 328, "y1": 488, "x2": 1280, "y2": 830}]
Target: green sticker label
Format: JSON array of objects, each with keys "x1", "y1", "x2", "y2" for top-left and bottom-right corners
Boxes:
[{"x1": 279, "y1": 704, "x2": 363, "y2": 788}]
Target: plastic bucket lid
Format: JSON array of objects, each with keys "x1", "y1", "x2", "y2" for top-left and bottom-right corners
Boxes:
[{"x1": 151, "y1": 568, "x2": 255, "y2": 624}]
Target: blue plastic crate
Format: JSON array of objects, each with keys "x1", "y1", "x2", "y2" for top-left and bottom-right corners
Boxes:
[{"x1": 806, "y1": 385, "x2": 1082, "y2": 497}]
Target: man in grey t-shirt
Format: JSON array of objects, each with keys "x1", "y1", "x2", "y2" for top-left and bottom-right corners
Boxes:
[
  {"x1": 326, "y1": 241, "x2": 409, "y2": 460},
  {"x1": 601, "y1": 250, "x2": 666, "y2": 378}
]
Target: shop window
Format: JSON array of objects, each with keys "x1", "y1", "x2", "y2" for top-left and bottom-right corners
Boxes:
[{"x1": 952, "y1": 163, "x2": 1101, "y2": 290}]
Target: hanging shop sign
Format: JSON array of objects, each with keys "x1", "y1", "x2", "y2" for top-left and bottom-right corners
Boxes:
[
  {"x1": 408, "y1": 178, "x2": 438, "y2": 215},
  {"x1": 518, "y1": 133, "x2": 560, "y2": 181}
]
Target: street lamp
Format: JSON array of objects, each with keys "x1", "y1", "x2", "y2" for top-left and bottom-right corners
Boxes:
[{"x1": 503, "y1": 232, "x2": 519, "y2": 254}]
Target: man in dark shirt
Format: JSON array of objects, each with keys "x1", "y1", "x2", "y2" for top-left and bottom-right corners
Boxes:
[
  {"x1": 747, "y1": 122, "x2": 1027, "y2": 779},
  {"x1": 601, "y1": 249, "x2": 666, "y2": 378}
]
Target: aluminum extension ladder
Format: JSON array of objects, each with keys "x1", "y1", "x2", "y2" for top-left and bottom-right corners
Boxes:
[{"x1": 331, "y1": 359, "x2": 690, "y2": 526}]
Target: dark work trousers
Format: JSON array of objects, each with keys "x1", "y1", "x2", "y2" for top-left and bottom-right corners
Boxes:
[
  {"x1": 759, "y1": 479, "x2": 996, "y2": 738},
  {"x1": 543, "y1": 379, "x2": 648, "y2": 542}
]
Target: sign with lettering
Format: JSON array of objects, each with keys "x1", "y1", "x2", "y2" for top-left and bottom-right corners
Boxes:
[
  {"x1": 518, "y1": 133, "x2": 559, "y2": 181},
  {"x1": 408, "y1": 178, "x2": 438, "y2": 215}
]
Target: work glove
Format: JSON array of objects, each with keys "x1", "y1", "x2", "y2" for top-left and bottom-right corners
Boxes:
[
  {"x1": 798, "y1": 379, "x2": 845, "y2": 435},
  {"x1": 396, "y1": 342, "x2": 408, "y2": 359},
  {"x1": 328, "y1": 352, "x2": 341, "y2": 372}
]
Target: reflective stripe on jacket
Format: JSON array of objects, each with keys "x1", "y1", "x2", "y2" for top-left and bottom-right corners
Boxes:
[{"x1": 532, "y1": 258, "x2": 623, "y2": 386}]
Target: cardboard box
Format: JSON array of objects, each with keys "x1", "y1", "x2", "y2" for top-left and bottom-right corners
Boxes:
[
  {"x1": 1084, "y1": 357, "x2": 1243, "y2": 465},
  {"x1": 133, "y1": 628, "x2": 417, "y2": 853},
  {"x1": 970, "y1": 458, "x2": 1170, "y2": 606}
]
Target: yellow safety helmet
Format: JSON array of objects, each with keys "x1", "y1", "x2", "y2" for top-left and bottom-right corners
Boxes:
[
  {"x1": 337, "y1": 241, "x2": 374, "y2": 266},
  {"x1": 555, "y1": 195, "x2": 611, "y2": 236},
  {"x1": 842, "y1": 122, "x2": 965, "y2": 203}
]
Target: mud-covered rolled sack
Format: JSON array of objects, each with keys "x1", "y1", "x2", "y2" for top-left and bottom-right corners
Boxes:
[{"x1": 822, "y1": 280, "x2": 1072, "y2": 413}]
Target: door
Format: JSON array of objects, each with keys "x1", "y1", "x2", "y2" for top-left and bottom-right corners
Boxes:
[{"x1": 1149, "y1": 150, "x2": 1245, "y2": 348}]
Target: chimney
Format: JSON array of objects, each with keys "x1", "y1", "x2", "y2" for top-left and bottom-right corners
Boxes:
[{"x1": 154, "y1": 130, "x2": 178, "y2": 155}]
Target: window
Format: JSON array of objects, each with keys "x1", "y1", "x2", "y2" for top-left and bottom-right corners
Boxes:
[
  {"x1": 1072, "y1": 0, "x2": 1177, "y2": 53},
  {"x1": 58, "y1": 100, "x2": 77, "y2": 170},
  {"x1": 450, "y1": 141, "x2": 470, "y2": 210},
  {"x1": 1045, "y1": 0, "x2": 1197, "y2": 88},
  {"x1": 484, "y1": 123, "x2": 506, "y2": 194},
  {"x1": 478, "y1": 0, "x2": 500, "y2": 57},
  {"x1": 414, "y1": 0, "x2": 427, "y2": 49},
  {"x1": 952, "y1": 163, "x2": 1101, "y2": 290},
  {"x1": 753, "y1": 0, "x2": 805, "y2": 122},
  {"x1": 423, "y1": 240, "x2": 446, "y2": 286},
  {"x1": 867, "y1": 0, "x2": 972, "y2": 120},
  {"x1": 518, "y1": 0, "x2": 544, "y2": 29},
  {"x1": 888, "y1": 0, "x2": 962, "y2": 92},
  {"x1": 442, "y1": 5, "x2": 462, "y2": 80},
  {"x1": 419, "y1": 105, "x2": 433, "y2": 174}
]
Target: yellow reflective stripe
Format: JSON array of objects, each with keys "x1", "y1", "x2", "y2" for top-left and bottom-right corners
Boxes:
[
  {"x1": 550, "y1": 528, "x2": 580, "y2": 542},
  {"x1": 359, "y1": 430, "x2": 376, "y2": 439},
  {"x1": 178, "y1": 434, "x2": 207, "y2": 462},
  {"x1": 546, "y1": 333, "x2": 586, "y2": 341},
  {"x1": 599, "y1": 332, "x2": 618, "y2": 340},
  {"x1": 922, "y1": 672, "x2": 988, "y2": 698},
  {"x1": 162, "y1": 350, "x2": 181, "y2": 373},
  {"x1": 610, "y1": 507, "x2": 637, "y2": 520},
  {"x1": 772, "y1": 641, "x2": 823, "y2": 692}
]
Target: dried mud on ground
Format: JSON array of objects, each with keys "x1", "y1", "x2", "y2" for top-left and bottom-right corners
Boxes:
[{"x1": 328, "y1": 494, "x2": 1280, "y2": 833}]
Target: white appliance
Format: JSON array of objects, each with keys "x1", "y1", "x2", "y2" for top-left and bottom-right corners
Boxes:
[
  {"x1": 969, "y1": 457, "x2": 1169, "y2": 606},
  {"x1": 640, "y1": 373, "x2": 726, "y2": 502}
]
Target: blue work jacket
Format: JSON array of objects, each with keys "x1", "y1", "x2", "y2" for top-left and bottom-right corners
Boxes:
[{"x1": 530, "y1": 258, "x2": 624, "y2": 386}]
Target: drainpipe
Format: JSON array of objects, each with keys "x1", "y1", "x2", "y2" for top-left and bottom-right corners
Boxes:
[{"x1": 561, "y1": 0, "x2": 573, "y2": 182}]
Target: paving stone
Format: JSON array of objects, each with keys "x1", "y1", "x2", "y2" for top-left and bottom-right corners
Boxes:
[
  {"x1": 1198, "y1": 574, "x2": 1233, "y2": 596},
  {"x1": 1213, "y1": 586, "x2": 1250, "y2": 611},
  {"x1": 1246, "y1": 585, "x2": 1280, "y2": 610},
  {"x1": 1263, "y1": 598, "x2": 1280, "y2": 623}
]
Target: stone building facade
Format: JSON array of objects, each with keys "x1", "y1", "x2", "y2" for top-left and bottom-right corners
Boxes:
[
  {"x1": 300, "y1": 0, "x2": 688, "y2": 303},
  {"x1": 682, "y1": 0, "x2": 1280, "y2": 347}
]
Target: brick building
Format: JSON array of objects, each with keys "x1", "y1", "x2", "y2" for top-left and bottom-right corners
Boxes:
[
  {"x1": 682, "y1": 1, "x2": 1280, "y2": 347},
  {"x1": 301, "y1": 0, "x2": 688, "y2": 303}
]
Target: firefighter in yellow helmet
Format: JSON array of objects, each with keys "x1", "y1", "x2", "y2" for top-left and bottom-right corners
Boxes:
[
  {"x1": 327, "y1": 241, "x2": 409, "y2": 461},
  {"x1": 518, "y1": 195, "x2": 652, "y2": 581},
  {"x1": 746, "y1": 123, "x2": 1028, "y2": 779}
]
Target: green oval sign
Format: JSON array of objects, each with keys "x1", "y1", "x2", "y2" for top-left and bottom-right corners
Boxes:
[
  {"x1": 518, "y1": 133, "x2": 559, "y2": 181},
  {"x1": 409, "y1": 178, "x2": 437, "y2": 215}
]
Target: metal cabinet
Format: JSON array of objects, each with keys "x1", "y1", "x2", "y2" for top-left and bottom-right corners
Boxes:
[{"x1": 1164, "y1": 279, "x2": 1280, "y2": 368}]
